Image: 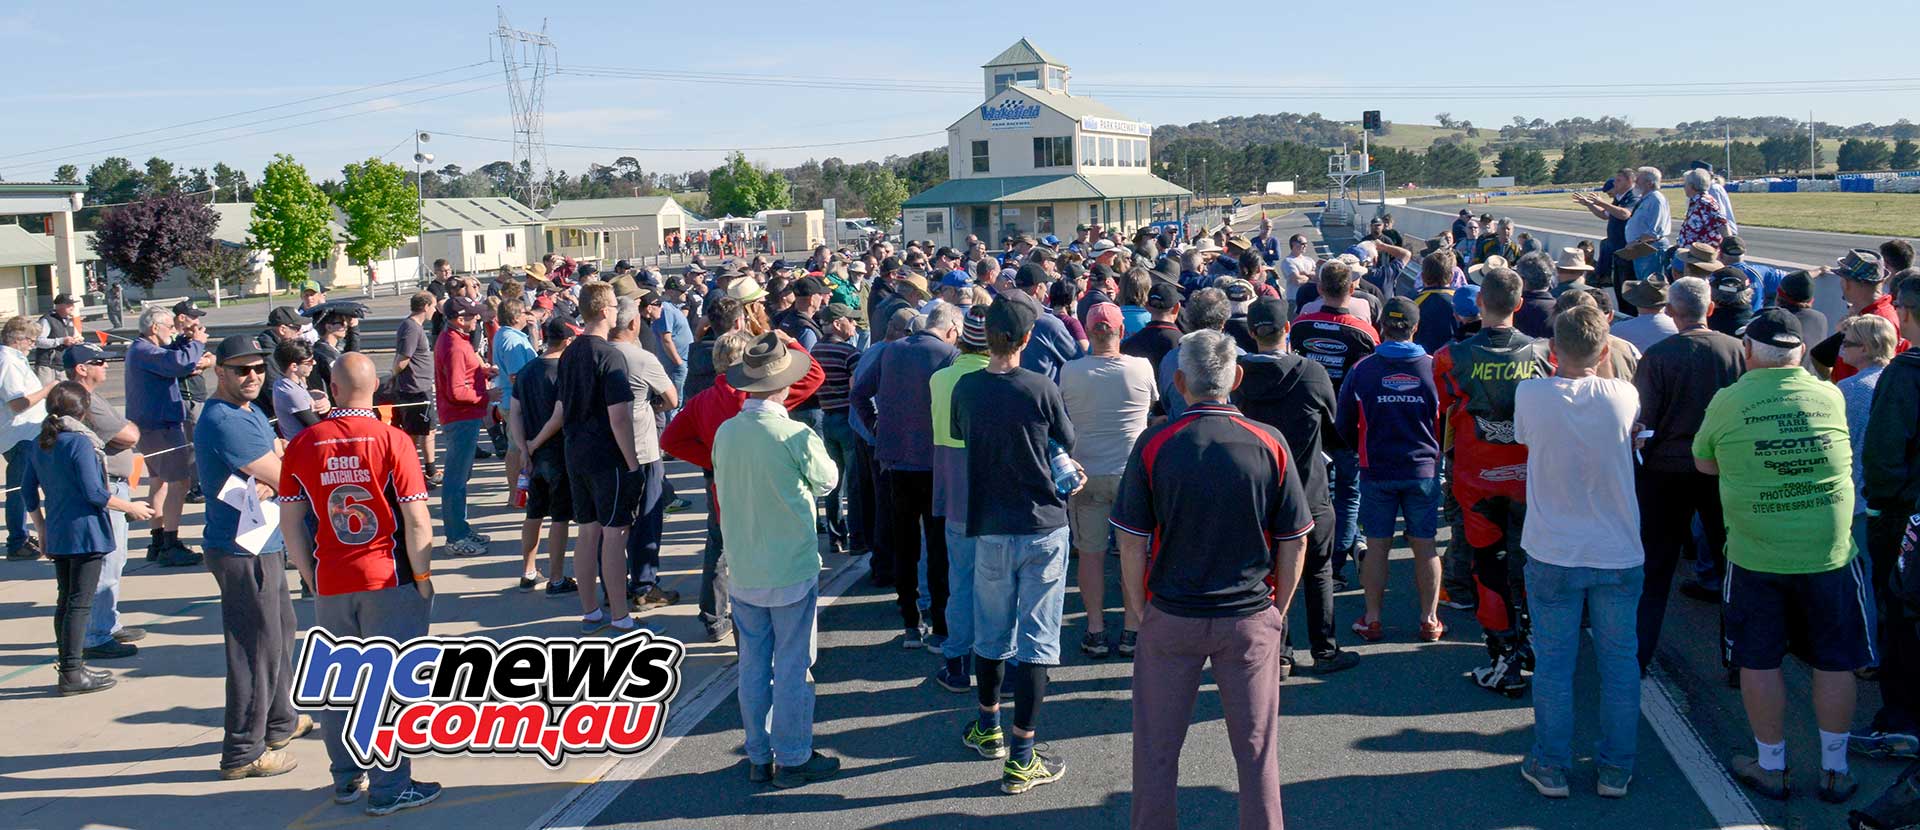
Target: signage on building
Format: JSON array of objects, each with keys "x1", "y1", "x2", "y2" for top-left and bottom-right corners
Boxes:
[
  {"x1": 980, "y1": 100, "x2": 1042, "y2": 131},
  {"x1": 1080, "y1": 116, "x2": 1152, "y2": 137}
]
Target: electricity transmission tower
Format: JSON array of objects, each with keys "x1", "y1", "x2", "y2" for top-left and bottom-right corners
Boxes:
[{"x1": 496, "y1": 8, "x2": 555, "y2": 208}]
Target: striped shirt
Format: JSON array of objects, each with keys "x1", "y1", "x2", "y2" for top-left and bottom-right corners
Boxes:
[{"x1": 812, "y1": 338, "x2": 861, "y2": 412}]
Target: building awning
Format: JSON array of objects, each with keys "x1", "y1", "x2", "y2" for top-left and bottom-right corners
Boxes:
[{"x1": 903, "y1": 174, "x2": 1191, "y2": 208}]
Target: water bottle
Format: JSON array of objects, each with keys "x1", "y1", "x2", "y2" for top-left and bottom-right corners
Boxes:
[
  {"x1": 1049, "y1": 442, "x2": 1082, "y2": 497},
  {"x1": 513, "y1": 471, "x2": 530, "y2": 508}
]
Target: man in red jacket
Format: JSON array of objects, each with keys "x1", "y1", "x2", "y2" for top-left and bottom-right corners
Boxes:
[
  {"x1": 662, "y1": 329, "x2": 824, "y2": 641},
  {"x1": 435, "y1": 296, "x2": 495, "y2": 556}
]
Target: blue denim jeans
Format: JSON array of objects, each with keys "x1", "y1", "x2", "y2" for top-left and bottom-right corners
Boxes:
[
  {"x1": 943, "y1": 525, "x2": 978, "y2": 661},
  {"x1": 1526, "y1": 559, "x2": 1644, "y2": 773},
  {"x1": 439, "y1": 418, "x2": 482, "y2": 541},
  {"x1": 972, "y1": 526, "x2": 1070, "y2": 665},
  {"x1": 5, "y1": 439, "x2": 31, "y2": 550},
  {"x1": 1329, "y1": 449, "x2": 1361, "y2": 559},
  {"x1": 1632, "y1": 246, "x2": 1667, "y2": 280},
  {"x1": 819, "y1": 411, "x2": 861, "y2": 546},
  {"x1": 86, "y1": 480, "x2": 131, "y2": 647},
  {"x1": 733, "y1": 583, "x2": 819, "y2": 767},
  {"x1": 625, "y1": 459, "x2": 669, "y2": 593}
]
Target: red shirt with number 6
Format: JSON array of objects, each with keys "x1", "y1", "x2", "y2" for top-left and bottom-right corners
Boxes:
[{"x1": 276, "y1": 408, "x2": 430, "y2": 596}]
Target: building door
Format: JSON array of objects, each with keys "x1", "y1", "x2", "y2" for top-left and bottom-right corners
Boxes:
[{"x1": 971, "y1": 206, "x2": 989, "y2": 241}]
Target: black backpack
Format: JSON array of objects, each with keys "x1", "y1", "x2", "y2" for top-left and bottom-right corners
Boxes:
[{"x1": 1894, "y1": 512, "x2": 1920, "y2": 613}]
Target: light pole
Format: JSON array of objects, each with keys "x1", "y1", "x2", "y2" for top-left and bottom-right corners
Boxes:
[{"x1": 414, "y1": 130, "x2": 433, "y2": 295}]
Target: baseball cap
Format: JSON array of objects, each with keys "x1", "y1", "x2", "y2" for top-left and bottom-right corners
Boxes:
[
  {"x1": 52, "y1": 293, "x2": 76, "y2": 306},
  {"x1": 820, "y1": 303, "x2": 856, "y2": 324},
  {"x1": 1013, "y1": 262, "x2": 1052, "y2": 289},
  {"x1": 543, "y1": 316, "x2": 581, "y2": 341},
  {"x1": 62, "y1": 342, "x2": 109, "y2": 370},
  {"x1": 444, "y1": 296, "x2": 486, "y2": 318},
  {"x1": 770, "y1": 259, "x2": 792, "y2": 272},
  {"x1": 1836, "y1": 248, "x2": 1884, "y2": 283},
  {"x1": 986, "y1": 293, "x2": 1040, "y2": 343},
  {"x1": 613, "y1": 259, "x2": 633, "y2": 273},
  {"x1": 1084, "y1": 302, "x2": 1123, "y2": 333},
  {"x1": 1710, "y1": 268, "x2": 1752, "y2": 306},
  {"x1": 940, "y1": 269, "x2": 974, "y2": 290},
  {"x1": 1220, "y1": 278, "x2": 1254, "y2": 303},
  {"x1": 172, "y1": 299, "x2": 207, "y2": 318},
  {"x1": 1779, "y1": 270, "x2": 1817, "y2": 304},
  {"x1": 1452, "y1": 284, "x2": 1482, "y2": 319},
  {"x1": 267, "y1": 306, "x2": 302, "y2": 327},
  {"x1": 1248, "y1": 297, "x2": 1289, "y2": 336},
  {"x1": 1381, "y1": 296, "x2": 1420, "y2": 333},
  {"x1": 213, "y1": 335, "x2": 268, "y2": 364},
  {"x1": 1145, "y1": 280, "x2": 1181, "y2": 311},
  {"x1": 1719, "y1": 236, "x2": 1746, "y2": 257},
  {"x1": 1745, "y1": 307, "x2": 1804, "y2": 349},
  {"x1": 848, "y1": 261, "x2": 868, "y2": 275},
  {"x1": 1040, "y1": 234, "x2": 1060, "y2": 247},
  {"x1": 792, "y1": 276, "x2": 829, "y2": 297},
  {"x1": 879, "y1": 256, "x2": 903, "y2": 275},
  {"x1": 1088, "y1": 239, "x2": 1118, "y2": 257}
]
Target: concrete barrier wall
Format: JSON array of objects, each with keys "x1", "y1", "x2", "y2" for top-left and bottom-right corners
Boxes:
[{"x1": 1390, "y1": 204, "x2": 1851, "y2": 326}]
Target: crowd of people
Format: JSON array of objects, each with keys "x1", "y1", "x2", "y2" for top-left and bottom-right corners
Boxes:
[{"x1": 5, "y1": 197, "x2": 1920, "y2": 825}]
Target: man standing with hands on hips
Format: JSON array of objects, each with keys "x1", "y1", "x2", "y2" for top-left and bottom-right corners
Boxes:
[
  {"x1": 281, "y1": 352, "x2": 442, "y2": 815},
  {"x1": 197, "y1": 336, "x2": 312, "y2": 780}
]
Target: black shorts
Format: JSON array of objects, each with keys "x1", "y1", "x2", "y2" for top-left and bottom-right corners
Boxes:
[
  {"x1": 525, "y1": 457, "x2": 572, "y2": 522},
  {"x1": 393, "y1": 390, "x2": 436, "y2": 436},
  {"x1": 569, "y1": 465, "x2": 643, "y2": 528},
  {"x1": 1724, "y1": 558, "x2": 1878, "y2": 672}
]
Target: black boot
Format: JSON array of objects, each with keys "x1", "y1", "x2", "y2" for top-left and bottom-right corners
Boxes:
[{"x1": 58, "y1": 669, "x2": 117, "y2": 696}]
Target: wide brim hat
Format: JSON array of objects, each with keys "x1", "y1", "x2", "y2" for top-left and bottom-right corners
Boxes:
[
  {"x1": 726, "y1": 333, "x2": 812, "y2": 393},
  {"x1": 1555, "y1": 247, "x2": 1593, "y2": 272},
  {"x1": 1467, "y1": 254, "x2": 1510, "y2": 275},
  {"x1": 1192, "y1": 239, "x2": 1224, "y2": 255},
  {"x1": 1621, "y1": 279, "x2": 1670, "y2": 308},
  {"x1": 1677, "y1": 242, "x2": 1723, "y2": 272},
  {"x1": 526, "y1": 262, "x2": 550, "y2": 278},
  {"x1": 726, "y1": 278, "x2": 768, "y2": 304}
]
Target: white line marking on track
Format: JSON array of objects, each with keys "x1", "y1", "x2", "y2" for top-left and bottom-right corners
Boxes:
[
  {"x1": 1641, "y1": 671, "x2": 1773, "y2": 830},
  {"x1": 530, "y1": 554, "x2": 872, "y2": 830}
]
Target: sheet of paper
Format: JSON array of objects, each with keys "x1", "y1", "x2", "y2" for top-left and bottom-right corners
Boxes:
[{"x1": 218, "y1": 474, "x2": 280, "y2": 555}]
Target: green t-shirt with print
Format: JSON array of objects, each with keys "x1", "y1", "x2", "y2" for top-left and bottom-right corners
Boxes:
[{"x1": 1692, "y1": 367, "x2": 1855, "y2": 574}]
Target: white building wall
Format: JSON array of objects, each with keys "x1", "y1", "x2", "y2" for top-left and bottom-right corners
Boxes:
[{"x1": 950, "y1": 92, "x2": 1082, "y2": 181}]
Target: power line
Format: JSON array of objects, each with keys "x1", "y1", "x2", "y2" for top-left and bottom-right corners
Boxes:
[
  {"x1": 0, "y1": 74, "x2": 502, "y2": 177},
  {"x1": 424, "y1": 128, "x2": 945, "y2": 153},
  {"x1": 0, "y1": 61, "x2": 492, "y2": 165}
]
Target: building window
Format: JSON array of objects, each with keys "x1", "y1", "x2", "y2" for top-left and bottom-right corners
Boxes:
[
  {"x1": 505, "y1": 232, "x2": 516, "y2": 250},
  {"x1": 971, "y1": 140, "x2": 990, "y2": 173},
  {"x1": 1088, "y1": 203, "x2": 1100, "y2": 224},
  {"x1": 1047, "y1": 67, "x2": 1065, "y2": 90},
  {"x1": 1016, "y1": 69, "x2": 1038, "y2": 88},
  {"x1": 545, "y1": 230, "x2": 555, "y2": 250},
  {"x1": 1118, "y1": 140, "x2": 1133, "y2": 167},
  {"x1": 993, "y1": 72, "x2": 1014, "y2": 94},
  {"x1": 1135, "y1": 139, "x2": 1150, "y2": 167},
  {"x1": 1080, "y1": 136, "x2": 1095, "y2": 168},
  {"x1": 1036, "y1": 206, "x2": 1054, "y2": 235},
  {"x1": 1032, "y1": 136, "x2": 1072, "y2": 168},
  {"x1": 972, "y1": 206, "x2": 989, "y2": 235},
  {"x1": 1099, "y1": 137, "x2": 1115, "y2": 167},
  {"x1": 473, "y1": 235, "x2": 486, "y2": 254},
  {"x1": 925, "y1": 211, "x2": 944, "y2": 235}
]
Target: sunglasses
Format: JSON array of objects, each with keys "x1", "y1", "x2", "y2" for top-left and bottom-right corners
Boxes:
[
  {"x1": 224, "y1": 364, "x2": 267, "y2": 376},
  {"x1": 83, "y1": 359, "x2": 107, "y2": 367}
]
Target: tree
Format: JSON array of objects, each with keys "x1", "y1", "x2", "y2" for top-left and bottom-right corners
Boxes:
[
  {"x1": 849, "y1": 167, "x2": 910, "y2": 227},
  {"x1": 1434, "y1": 113, "x2": 1455, "y2": 129},
  {"x1": 706, "y1": 151, "x2": 790, "y2": 217},
  {"x1": 334, "y1": 157, "x2": 419, "y2": 282},
  {"x1": 143, "y1": 157, "x2": 181, "y2": 194},
  {"x1": 1495, "y1": 147, "x2": 1550, "y2": 185},
  {"x1": 1423, "y1": 141, "x2": 1483, "y2": 186},
  {"x1": 84, "y1": 157, "x2": 143, "y2": 206},
  {"x1": 248, "y1": 154, "x2": 335, "y2": 291},
  {"x1": 90, "y1": 193, "x2": 218, "y2": 290},
  {"x1": 1837, "y1": 138, "x2": 1891, "y2": 172},
  {"x1": 52, "y1": 165, "x2": 79, "y2": 184},
  {"x1": 1893, "y1": 139, "x2": 1920, "y2": 171},
  {"x1": 212, "y1": 162, "x2": 251, "y2": 202},
  {"x1": 180, "y1": 241, "x2": 255, "y2": 295}
]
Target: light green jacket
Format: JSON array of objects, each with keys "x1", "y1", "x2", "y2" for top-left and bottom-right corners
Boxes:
[{"x1": 713, "y1": 402, "x2": 839, "y2": 590}]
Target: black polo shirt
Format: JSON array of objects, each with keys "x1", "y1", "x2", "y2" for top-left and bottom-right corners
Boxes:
[{"x1": 1111, "y1": 402, "x2": 1315, "y2": 619}]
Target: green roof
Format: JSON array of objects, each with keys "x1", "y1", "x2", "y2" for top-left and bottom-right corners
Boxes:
[
  {"x1": 904, "y1": 174, "x2": 1190, "y2": 208},
  {"x1": 0, "y1": 224, "x2": 54, "y2": 268},
  {"x1": 419, "y1": 197, "x2": 545, "y2": 232},
  {"x1": 544, "y1": 196, "x2": 682, "y2": 221},
  {"x1": 982, "y1": 38, "x2": 1062, "y2": 69},
  {"x1": 0, "y1": 182, "x2": 86, "y2": 196}
]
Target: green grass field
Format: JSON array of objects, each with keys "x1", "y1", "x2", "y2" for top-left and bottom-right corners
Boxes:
[{"x1": 1485, "y1": 190, "x2": 1920, "y2": 238}]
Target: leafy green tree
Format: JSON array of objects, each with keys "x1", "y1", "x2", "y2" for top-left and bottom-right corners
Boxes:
[
  {"x1": 52, "y1": 165, "x2": 79, "y2": 184},
  {"x1": 212, "y1": 162, "x2": 251, "y2": 202},
  {"x1": 1837, "y1": 138, "x2": 1891, "y2": 172},
  {"x1": 1893, "y1": 139, "x2": 1920, "y2": 171},
  {"x1": 143, "y1": 157, "x2": 181, "y2": 193},
  {"x1": 707, "y1": 152, "x2": 790, "y2": 216},
  {"x1": 850, "y1": 167, "x2": 910, "y2": 227},
  {"x1": 248, "y1": 154, "x2": 336, "y2": 291},
  {"x1": 334, "y1": 157, "x2": 419, "y2": 282},
  {"x1": 180, "y1": 241, "x2": 255, "y2": 295}
]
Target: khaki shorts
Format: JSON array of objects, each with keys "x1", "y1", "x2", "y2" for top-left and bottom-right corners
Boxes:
[
  {"x1": 136, "y1": 425, "x2": 195, "y2": 483},
  {"x1": 1068, "y1": 474, "x2": 1123, "y2": 552}
]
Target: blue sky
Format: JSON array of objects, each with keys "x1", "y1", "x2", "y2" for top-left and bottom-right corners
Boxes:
[{"x1": 3, "y1": 1, "x2": 1917, "y2": 185}]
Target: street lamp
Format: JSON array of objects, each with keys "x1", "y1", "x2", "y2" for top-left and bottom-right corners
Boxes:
[{"x1": 414, "y1": 130, "x2": 432, "y2": 292}]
